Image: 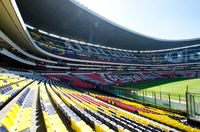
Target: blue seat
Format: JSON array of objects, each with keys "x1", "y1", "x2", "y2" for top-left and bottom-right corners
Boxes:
[{"x1": 0, "y1": 126, "x2": 8, "y2": 132}]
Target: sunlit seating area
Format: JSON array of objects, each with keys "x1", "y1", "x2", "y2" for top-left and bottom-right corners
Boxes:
[
  {"x1": 43, "y1": 71, "x2": 196, "y2": 89},
  {"x1": 0, "y1": 73, "x2": 200, "y2": 132},
  {"x1": 0, "y1": 74, "x2": 32, "y2": 108},
  {"x1": 1, "y1": 0, "x2": 200, "y2": 131},
  {"x1": 88, "y1": 93, "x2": 200, "y2": 132}
]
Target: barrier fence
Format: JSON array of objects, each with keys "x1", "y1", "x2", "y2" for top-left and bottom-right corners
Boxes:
[
  {"x1": 186, "y1": 92, "x2": 200, "y2": 118},
  {"x1": 105, "y1": 88, "x2": 187, "y2": 112},
  {"x1": 105, "y1": 88, "x2": 200, "y2": 120}
]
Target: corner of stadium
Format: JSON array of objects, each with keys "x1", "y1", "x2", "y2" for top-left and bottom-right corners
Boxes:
[{"x1": 0, "y1": 0, "x2": 200, "y2": 131}]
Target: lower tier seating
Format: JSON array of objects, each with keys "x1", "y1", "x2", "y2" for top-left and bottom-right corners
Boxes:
[
  {"x1": 0, "y1": 82, "x2": 37, "y2": 131},
  {"x1": 88, "y1": 93, "x2": 199, "y2": 132},
  {"x1": 0, "y1": 78, "x2": 32, "y2": 108},
  {"x1": 0, "y1": 73, "x2": 199, "y2": 132},
  {"x1": 40, "y1": 83, "x2": 68, "y2": 132}
]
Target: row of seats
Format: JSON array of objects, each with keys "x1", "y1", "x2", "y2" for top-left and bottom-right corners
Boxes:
[
  {"x1": 29, "y1": 29, "x2": 142, "y2": 64},
  {"x1": 39, "y1": 83, "x2": 68, "y2": 132},
  {"x1": 44, "y1": 72, "x2": 164, "y2": 90},
  {"x1": 0, "y1": 82, "x2": 37, "y2": 131},
  {"x1": 28, "y1": 27, "x2": 200, "y2": 65},
  {"x1": 84, "y1": 74, "x2": 111, "y2": 85},
  {"x1": 89, "y1": 93, "x2": 200, "y2": 132},
  {"x1": 0, "y1": 74, "x2": 199, "y2": 132},
  {"x1": 75, "y1": 73, "x2": 114, "y2": 87},
  {"x1": 46, "y1": 74, "x2": 94, "y2": 89},
  {"x1": 51, "y1": 84, "x2": 118, "y2": 132},
  {"x1": 46, "y1": 83, "x2": 95, "y2": 132},
  {"x1": 0, "y1": 79, "x2": 32, "y2": 108},
  {"x1": 0, "y1": 74, "x2": 25, "y2": 87},
  {"x1": 44, "y1": 72, "x2": 167, "y2": 90},
  {"x1": 52, "y1": 84, "x2": 172, "y2": 132},
  {"x1": 1, "y1": 77, "x2": 98, "y2": 132}
]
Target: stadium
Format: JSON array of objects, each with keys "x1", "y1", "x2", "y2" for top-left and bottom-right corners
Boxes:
[{"x1": 0, "y1": 0, "x2": 200, "y2": 131}]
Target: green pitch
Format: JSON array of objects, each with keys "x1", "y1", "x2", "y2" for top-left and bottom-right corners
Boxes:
[
  {"x1": 112, "y1": 78, "x2": 200, "y2": 101},
  {"x1": 114, "y1": 78, "x2": 200, "y2": 94}
]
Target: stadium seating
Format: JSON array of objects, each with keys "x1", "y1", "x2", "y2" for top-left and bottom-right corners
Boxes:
[
  {"x1": 52, "y1": 84, "x2": 171, "y2": 131},
  {"x1": 45, "y1": 74, "x2": 94, "y2": 89},
  {"x1": 85, "y1": 73, "x2": 110, "y2": 83},
  {"x1": 0, "y1": 74, "x2": 25, "y2": 87},
  {"x1": 88, "y1": 93, "x2": 200, "y2": 132},
  {"x1": 43, "y1": 71, "x2": 197, "y2": 92},
  {"x1": 0, "y1": 73, "x2": 200, "y2": 132},
  {"x1": 74, "y1": 73, "x2": 112, "y2": 86},
  {"x1": 40, "y1": 83, "x2": 68, "y2": 132},
  {"x1": 44, "y1": 72, "x2": 167, "y2": 88},
  {"x1": 0, "y1": 82, "x2": 37, "y2": 131},
  {"x1": 28, "y1": 27, "x2": 200, "y2": 65},
  {"x1": 62, "y1": 75, "x2": 94, "y2": 89},
  {"x1": 28, "y1": 28, "x2": 147, "y2": 64},
  {"x1": 46, "y1": 84, "x2": 95, "y2": 132},
  {"x1": 0, "y1": 75, "x2": 32, "y2": 108},
  {"x1": 1, "y1": 1, "x2": 200, "y2": 131}
]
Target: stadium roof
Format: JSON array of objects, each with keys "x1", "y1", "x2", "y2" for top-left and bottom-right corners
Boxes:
[{"x1": 16, "y1": 0, "x2": 200, "y2": 51}]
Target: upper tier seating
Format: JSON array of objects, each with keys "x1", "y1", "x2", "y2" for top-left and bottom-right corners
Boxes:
[{"x1": 28, "y1": 27, "x2": 200, "y2": 65}]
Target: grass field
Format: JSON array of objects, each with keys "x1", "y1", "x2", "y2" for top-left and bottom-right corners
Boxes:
[
  {"x1": 112, "y1": 78, "x2": 200, "y2": 101},
  {"x1": 114, "y1": 78, "x2": 200, "y2": 94}
]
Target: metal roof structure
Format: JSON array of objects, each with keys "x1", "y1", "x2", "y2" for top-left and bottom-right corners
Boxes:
[{"x1": 14, "y1": 0, "x2": 200, "y2": 51}]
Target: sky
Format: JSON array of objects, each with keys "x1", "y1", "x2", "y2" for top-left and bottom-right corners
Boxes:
[{"x1": 75, "y1": 0, "x2": 200, "y2": 40}]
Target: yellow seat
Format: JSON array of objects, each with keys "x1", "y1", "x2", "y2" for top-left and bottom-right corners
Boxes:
[
  {"x1": 1, "y1": 117, "x2": 14, "y2": 131},
  {"x1": 107, "y1": 129, "x2": 115, "y2": 132},
  {"x1": 78, "y1": 125, "x2": 93, "y2": 132},
  {"x1": 72, "y1": 120, "x2": 86, "y2": 131},
  {"x1": 54, "y1": 124, "x2": 68, "y2": 132},
  {"x1": 6, "y1": 111, "x2": 17, "y2": 120},
  {"x1": 94, "y1": 122, "x2": 103, "y2": 132},
  {"x1": 0, "y1": 95, "x2": 11, "y2": 102},
  {"x1": 19, "y1": 115, "x2": 32, "y2": 122},
  {"x1": 21, "y1": 109, "x2": 32, "y2": 116},
  {"x1": 15, "y1": 121, "x2": 31, "y2": 131},
  {"x1": 46, "y1": 127, "x2": 53, "y2": 132},
  {"x1": 100, "y1": 124, "x2": 110, "y2": 132},
  {"x1": 10, "y1": 107, "x2": 20, "y2": 116},
  {"x1": 44, "y1": 119, "x2": 51, "y2": 128},
  {"x1": 123, "y1": 129, "x2": 131, "y2": 132}
]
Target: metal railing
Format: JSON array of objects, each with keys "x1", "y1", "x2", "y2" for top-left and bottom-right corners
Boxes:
[{"x1": 105, "y1": 88, "x2": 187, "y2": 112}]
